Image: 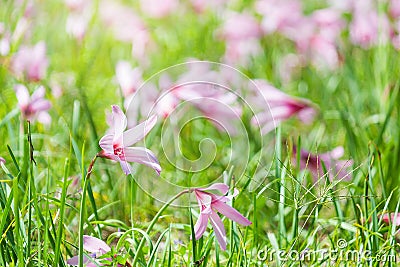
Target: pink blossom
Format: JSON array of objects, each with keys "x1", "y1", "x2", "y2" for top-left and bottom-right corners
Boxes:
[
  {"x1": 14, "y1": 84, "x2": 51, "y2": 124},
  {"x1": 223, "y1": 39, "x2": 262, "y2": 67},
  {"x1": 311, "y1": 8, "x2": 345, "y2": 43},
  {"x1": 140, "y1": 0, "x2": 178, "y2": 18},
  {"x1": 217, "y1": 12, "x2": 262, "y2": 41},
  {"x1": 67, "y1": 235, "x2": 111, "y2": 266},
  {"x1": 99, "y1": 105, "x2": 161, "y2": 175},
  {"x1": 193, "y1": 183, "x2": 251, "y2": 250},
  {"x1": 381, "y1": 213, "x2": 400, "y2": 226},
  {"x1": 115, "y1": 61, "x2": 143, "y2": 97},
  {"x1": 250, "y1": 80, "x2": 315, "y2": 134},
  {"x1": 293, "y1": 146, "x2": 353, "y2": 181},
  {"x1": 390, "y1": 0, "x2": 400, "y2": 19},
  {"x1": 99, "y1": 0, "x2": 152, "y2": 62},
  {"x1": 350, "y1": 7, "x2": 391, "y2": 48},
  {"x1": 256, "y1": 0, "x2": 303, "y2": 36},
  {"x1": 11, "y1": 41, "x2": 48, "y2": 81}
]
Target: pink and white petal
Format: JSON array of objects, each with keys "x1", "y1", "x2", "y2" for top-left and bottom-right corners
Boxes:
[
  {"x1": 200, "y1": 183, "x2": 229, "y2": 195},
  {"x1": 83, "y1": 235, "x2": 111, "y2": 254},
  {"x1": 123, "y1": 147, "x2": 161, "y2": 174},
  {"x1": 194, "y1": 207, "x2": 211, "y2": 240},
  {"x1": 31, "y1": 99, "x2": 51, "y2": 112},
  {"x1": 194, "y1": 190, "x2": 212, "y2": 207},
  {"x1": 209, "y1": 211, "x2": 227, "y2": 250},
  {"x1": 111, "y1": 105, "x2": 127, "y2": 144},
  {"x1": 99, "y1": 134, "x2": 114, "y2": 152},
  {"x1": 212, "y1": 200, "x2": 252, "y2": 226},
  {"x1": 14, "y1": 84, "x2": 30, "y2": 107},
  {"x1": 37, "y1": 111, "x2": 51, "y2": 125},
  {"x1": 122, "y1": 115, "x2": 157, "y2": 147},
  {"x1": 119, "y1": 160, "x2": 132, "y2": 175},
  {"x1": 30, "y1": 85, "x2": 45, "y2": 102}
]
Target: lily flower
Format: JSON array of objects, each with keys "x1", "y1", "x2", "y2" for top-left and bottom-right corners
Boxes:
[
  {"x1": 115, "y1": 61, "x2": 143, "y2": 97},
  {"x1": 14, "y1": 84, "x2": 52, "y2": 124},
  {"x1": 193, "y1": 183, "x2": 251, "y2": 250},
  {"x1": 250, "y1": 79, "x2": 315, "y2": 134},
  {"x1": 67, "y1": 235, "x2": 111, "y2": 266},
  {"x1": 99, "y1": 105, "x2": 161, "y2": 175},
  {"x1": 381, "y1": 213, "x2": 400, "y2": 226},
  {"x1": 11, "y1": 41, "x2": 48, "y2": 81}
]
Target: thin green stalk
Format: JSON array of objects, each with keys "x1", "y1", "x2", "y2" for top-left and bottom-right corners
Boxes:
[{"x1": 131, "y1": 189, "x2": 190, "y2": 266}]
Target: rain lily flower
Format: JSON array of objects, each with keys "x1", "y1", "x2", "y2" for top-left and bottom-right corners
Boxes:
[
  {"x1": 193, "y1": 183, "x2": 251, "y2": 250},
  {"x1": 99, "y1": 105, "x2": 161, "y2": 175},
  {"x1": 115, "y1": 61, "x2": 143, "y2": 97},
  {"x1": 67, "y1": 235, "x2": 111, "y2": 266},
  {"x1": 381, "y1": 213, "x2": 400, "y2": 226},
  {"x1": 250, "y1": 80, "x2": 315, "y2": 134},
  {"x1": 11, "y1": 41, "x2": 48, "y2": 81},
  {"x1": 293, "y1": 146, "x2": 353, "y2": 181},
  {"x1": 14, "y1": 84, "x2": 52, "y2": 124}
]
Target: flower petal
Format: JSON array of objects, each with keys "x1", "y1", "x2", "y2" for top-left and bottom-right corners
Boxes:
[
  {"x1": 122, "y1": 115, "x2": 157, "y2": 147},
  {"x1": 14, "y1": 84, "x2": 30, "y2": 107},
  {"x1": 123, "y1": 147, "x2": 161, "y2": 174},
  {"x1": 209, "y1": 210, "x2": 227, "y2": 250},
  {"x1": 200, "y1": 183, "x2": 229, "y2": 195},
  {"x1": 99, "y1": 134, "x2": 114, "y2": 153},
  {"x1": 119, "y1": 160, "x2": 132, "y2": 175},
  {"x1": 30, "y1": 85, "x2": 45, "y2": 102},
  {"x1": 194, "y1": 206, "x2": 211, "y2": 240},
  {"x1": 112, "y1": 105, "x2": 127, "y2": 144},
  {"x1": 212, "y1": 200, "x2": 252, "y2": 226},
  {"x1": 83, "y1": 235, "x2": 111, "y2": 254},
  {"x1": 66, "y1": 255, "x2": 92, "y2": 266}
]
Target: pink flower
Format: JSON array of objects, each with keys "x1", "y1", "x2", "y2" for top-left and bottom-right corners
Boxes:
[
  {"x1": 115, "y1": 61, "x2": 143, "y2": 97},
  {"x1": 256, "y1": 0, "x2": 303, "y2": 35},
  {"x1": 0, "y1": 157, "x2": 5, "y2": 165},
  {"x1": 293, "y1": 146, "x2": 353, "y2": 181},
  {"x1": 99, "y1": 105, "x2": 161, "y2": 175},
  {"x1": 14, "y1": 84, "x2": 51, "y2": 124},
  {"x1": 193, "y1": 183, "x2": 251, "y2": 250},
  {"x1": 11, "y1": 41, "x2": 48, "y2": 81},
  {"x1": 99, "y1": 0, "x2": 152, "y2": 63},
  {"x1": 190, "y1": 0, "x2": 227, "y2": 13},
  {"x1": 381, "y1": 213, "x2": 400, "y2": 226},
  {"x1": 67, "y1": 235, "x2": 111, "y2": 266},
  {"x1": 390, "y1": 0, "x2": 400, "y2": 19},
  {"x1": 250, "y1": 80, "x2": 315, "y2": 134},
  {"x1": 217, "y1": 12, "x2": 262, "y2": 41},
  {"x1": 140, "y1": 0, "x2": 178, "y2": 18}
]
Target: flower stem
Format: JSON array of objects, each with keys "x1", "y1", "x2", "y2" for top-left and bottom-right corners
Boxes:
[
  {"x1": 131, "y1": 189, "x2": 191, "y2": 266},
  {"x1": 78, "y1": 153, "x2": 99, "y2": 267}
]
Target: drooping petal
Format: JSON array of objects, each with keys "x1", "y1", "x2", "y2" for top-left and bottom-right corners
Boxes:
[
  {"x1": 112, "y1": 105, "x2": 127, "y2": 144},
  {"x1": 123, "y1": 146, "x2": 161, "y2": 174},
  {"x1": 83, "y1": 235, "x2": 111, "y2": 254},
  {"x1": 212, "y1": 200, "x2": 252, "y2": 226},
  {"x1": 99, "y1": 134, "x2": 114, "y2": 153},
  {"x1": 200, "y1": 183, "x2": 229, "y2": 195},
  {"x1": 194, "y1": 206, "x2": 212, "y2": 240},
  {"x1": 119, "y1": 160, "x2": 132, "y2": 175},
  {"x1": 122, "y1": 115, "x2": 157, "y2": 147},
  {"x1": 36, "y1": 111, "x2": 51, "y2": 125},
  {"x1": 209, "y1": 210, "x2": 227, "y2": 250}
]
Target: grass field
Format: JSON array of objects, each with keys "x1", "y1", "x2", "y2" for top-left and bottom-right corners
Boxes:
[{"x1": 0, "y1": 0, "x2": 400, "y2": 266}]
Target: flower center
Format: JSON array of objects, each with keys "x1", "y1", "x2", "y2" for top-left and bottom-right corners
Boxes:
[{"x1": 113, "y1": 146, "x2": 125, "y2": 160}]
